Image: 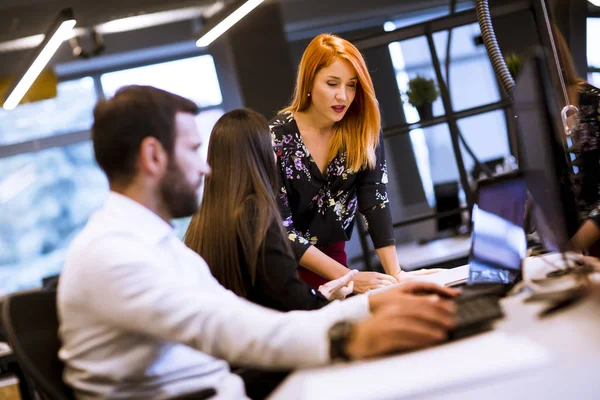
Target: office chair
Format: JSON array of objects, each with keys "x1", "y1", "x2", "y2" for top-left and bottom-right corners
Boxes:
[
  {"x1": 2, "y1": 289, "x2": 74, "y2": 400},
  {"x1": 2, "y1": 289, "x2": 216, "y2": 400}
]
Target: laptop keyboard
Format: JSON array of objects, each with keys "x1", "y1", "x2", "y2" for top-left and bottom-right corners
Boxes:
[{"x1": 449, "y1": 295, "x2": 504, "y2": 340}]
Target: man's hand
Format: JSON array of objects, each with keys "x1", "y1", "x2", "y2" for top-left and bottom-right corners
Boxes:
[
  {"x1": 579, "y1": 256, "x2": 600, "y2": 272},
  {"x1": 346, "y1": 293, "x2": 457, "y2": 359},
  {"x1": 368, "y1": 281, "x2": 460, "y2": 313},
  {"x1": 318, "y1": 270, "x2": 358, "y2": 300},
  {"x1": 351, "y1": 271, "x2": 397, "y2": 294}
]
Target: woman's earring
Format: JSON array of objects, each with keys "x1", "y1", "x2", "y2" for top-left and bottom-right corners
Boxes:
[{"x1": 307, "y1": 93, "x2": 311, "y2": 97}]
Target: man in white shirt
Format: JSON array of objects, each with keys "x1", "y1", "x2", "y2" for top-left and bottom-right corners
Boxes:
[{"x1": 57, "y1": 85, "x2": 458, "y2": 399}]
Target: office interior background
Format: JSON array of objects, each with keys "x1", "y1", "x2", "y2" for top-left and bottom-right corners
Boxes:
[{"x1": 0, "y1": 0, "x2": 595, "y2": 294}]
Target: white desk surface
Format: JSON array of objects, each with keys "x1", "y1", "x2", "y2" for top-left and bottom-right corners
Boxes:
[
  {"x1": 396, "y1": 235, "x2": 471, "y2": 271},
  {"x1": 270, "y1": 254, "x2": 600, "y2": 400}
]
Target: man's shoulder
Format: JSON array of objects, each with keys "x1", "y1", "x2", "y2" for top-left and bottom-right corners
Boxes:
[{"x1": 65, "y1": 218, "x2": 151, "y2": 275}]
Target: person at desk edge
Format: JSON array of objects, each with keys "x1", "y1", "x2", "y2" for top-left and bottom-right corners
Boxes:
[
  {"x1": 185, "y1": 109, "x2": 356, "y2": 311},
  {"x1": 270, "y1": 33, "x2": 433, "y2": 292},
  {"x1": 57, "y1": 85, "x2": 459, "y2": 399},
  {"x1": 547, "y1": 24, "x2": 600, "y2": 253}
]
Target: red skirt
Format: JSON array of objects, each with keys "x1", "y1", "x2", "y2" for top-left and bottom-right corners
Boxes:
[{"x1": 298, "y1": 242, "x2": 348, "y2": 289}]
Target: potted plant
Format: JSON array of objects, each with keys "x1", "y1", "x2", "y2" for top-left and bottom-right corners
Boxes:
[
  {"x1": 406, "y1": 75, "x2": 439, "y2": 121},
  {"x1": 505, "y1": 53, "x2": 523, "y2": 80}
]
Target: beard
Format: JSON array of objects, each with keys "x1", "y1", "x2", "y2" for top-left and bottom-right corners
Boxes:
[{"x1": 159, "y1": 161, "x2": 200, "y2": 219}]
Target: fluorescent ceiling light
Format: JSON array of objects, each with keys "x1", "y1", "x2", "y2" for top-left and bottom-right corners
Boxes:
[
  {"x1": 3, "y1": 9, "x2": 76, "y2": 110},
  {"x1": 0, "y1": 34, "x2": 45, "y2": 53},
  {"x1": 96, "y1": 7, "x2": 209, "y2": 34},
  {"x1": 196, "y1": 0, "x2": 265, "y2": 48}
]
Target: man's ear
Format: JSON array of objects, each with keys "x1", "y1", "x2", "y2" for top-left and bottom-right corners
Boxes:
[{"x1": 138, "y1": 137, "x2": 168, "y2": 178}]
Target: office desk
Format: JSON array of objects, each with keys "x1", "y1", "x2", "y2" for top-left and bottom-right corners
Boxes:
[
  {"x1": 396, "y1": 235, "x2": 471, "y2": 271},
  {"x1": 270, "y1": 255, "x2": 600, "y2": 400}
]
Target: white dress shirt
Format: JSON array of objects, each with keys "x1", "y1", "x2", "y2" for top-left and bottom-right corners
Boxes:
[{"x1": 57, "y1": 192, "x2": 370, "y2": 399}]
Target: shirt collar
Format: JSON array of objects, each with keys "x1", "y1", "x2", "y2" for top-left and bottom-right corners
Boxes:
[{"x1": 104, "y1": 191, "x2": 175, "y2": 244}]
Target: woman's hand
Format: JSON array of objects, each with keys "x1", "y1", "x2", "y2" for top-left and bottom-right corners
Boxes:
[
  {"x1": 351, "y1": 271, "x2": 397, "y2": 294},
  {"x1": 318, "y1": 270, "x2": 358, "y2": 300},
  {"x1": 395, "y1": 268, "x2": 443, "y2": 283}
]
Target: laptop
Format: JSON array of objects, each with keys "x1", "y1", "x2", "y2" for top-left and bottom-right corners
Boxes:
[
  {"x1": 416, "y1": 171, "x2": 528, "y2": 292},
  {"x1": 466, "y1": 171, "x2": 528, "y2": 290},
  {"x1": 452, "y1": 172, "x2": 528, "y2": 338},
  {"x1": 412, "y1": 172, "x2": 528, "y2": 339}
]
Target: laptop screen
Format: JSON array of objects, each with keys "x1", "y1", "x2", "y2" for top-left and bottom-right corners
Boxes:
[{"x1": 468, "y1": 174, "x2": 528, "y2": 285}]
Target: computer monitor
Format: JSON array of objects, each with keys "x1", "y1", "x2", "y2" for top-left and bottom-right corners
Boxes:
[
  {"x1": 512, "y1": 49, "x2": 580, "y2": 252},
  {"x1": 468, "y1": 172, "x2": 528, "y2": 286}
]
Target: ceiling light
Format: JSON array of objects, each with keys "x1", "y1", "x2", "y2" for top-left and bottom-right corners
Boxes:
[
  {"x1": 196, "y1": 0, "x2": 265, "y2": 48},
  {"x1": 3, "y1": 9, "x2": 76, "y2": 110},
  {"x1": 96, "y1": 7, "x2": 207, "y2": 35}
]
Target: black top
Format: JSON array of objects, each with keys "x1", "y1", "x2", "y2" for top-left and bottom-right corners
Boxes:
[
  {"x1": 269, "y1": 112, "x2": 396, "y2": 260},
  {"x1": 568, "y1": 83, "x2": 600, "y2": 225},
  {"x1": 239, "y1": 219, "x2": 329, "y2": 312}
]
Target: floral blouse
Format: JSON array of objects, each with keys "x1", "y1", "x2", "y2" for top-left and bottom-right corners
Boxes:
[
  {"x1": 567, "y1": 83, "x2": 600, "y2": 225},
  {"x1": 269, "y1": 112, "x2": 395, "y2": 260}
]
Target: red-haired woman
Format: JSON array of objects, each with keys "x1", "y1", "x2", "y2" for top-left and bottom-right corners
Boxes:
[{"x1": 271, "y1": 34, "x2": 427, "y2": 293}]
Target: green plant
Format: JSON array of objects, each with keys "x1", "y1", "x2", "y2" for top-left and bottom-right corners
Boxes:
[
  {"x1": 406, "y1": 75, "x2": 439, "y2": 107},
  {"x1": 505, "y1": 53, "x2": 523, "y2": 79}
]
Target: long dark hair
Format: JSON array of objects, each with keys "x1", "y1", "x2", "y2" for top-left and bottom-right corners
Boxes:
[{"x1": 184, "y1": 109, "x2": 291, "y2": 297}]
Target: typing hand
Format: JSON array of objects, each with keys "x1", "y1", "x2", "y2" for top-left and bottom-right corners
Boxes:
[
  {"x1": 318, "y1": 270, "x2": 358, "y2": 301},
  {"x1": 368, "y1": 281, "x2": 460, "y2": 313},
  {"x1": 346, "y1": 294, "x2": 457, "y2": 359},
  {"x1": 578, "y1": 256, "x2": 600, "y2": 272},
  {"x1": 351, "y1": 271, "x2": 397, "y2": 294}
]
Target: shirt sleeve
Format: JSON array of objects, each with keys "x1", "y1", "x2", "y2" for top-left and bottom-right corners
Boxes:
[
  {"x1": 356, "y1": 132, "x2": 396, "y2": 249},
  {"x1": 276, "y1": 171, "x2": 311, "y2": 261},
  {"x1": 588, "y1": 204, "x2": 600, "y2": 227},
  {"x1": 81, "y1": 236, "x2": 370, "y2": 369},
  {"x1": 256, "y1": 221, "x2": 329, "y2": 311}
]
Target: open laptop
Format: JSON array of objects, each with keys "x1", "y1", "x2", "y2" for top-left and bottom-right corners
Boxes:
[{"x1": 416, "y1": 171, "x2": 528, "y2": 292}]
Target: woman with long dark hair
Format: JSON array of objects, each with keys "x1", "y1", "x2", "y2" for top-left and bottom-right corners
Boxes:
[{"x1": 184, "y1": 109, "x2": 354, "y2": 311}]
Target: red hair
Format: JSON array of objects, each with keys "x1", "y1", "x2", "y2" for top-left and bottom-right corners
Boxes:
[{"x1": 282, "y1": 33, "x2": 381, "y2": 171}]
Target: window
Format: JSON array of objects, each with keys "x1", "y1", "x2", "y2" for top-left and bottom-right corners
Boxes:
[
  {"x1": 457, "y1": 110, "x2": 511, "y2": 177},
  {"x1": 101, "y1": 55, "x2": 223, "y2": 107},
  {"x1": 387, "y1": 11, "x2": 510, "y2": 206},
  {"x1": 0, "y1": 53, "x2": 226, "y2": 294},
  {"x1": 433, "y1": 23, "x2": 501, "y2": 111},
  {"x1": 587, "y1": 18, "x2": 600, "y2": 69},
  {"x1": 0, "y1": 141, "x2": 108, "y2": 295},
  {"x1": 389, "y1": 37, "x2": 445, "y2": 122},
  {"x1": 0, "y1": 77, "x2": 96, "y2": 146},
  {"x1": 588, "y1": 72, "x2": 600, "y2": 88}
]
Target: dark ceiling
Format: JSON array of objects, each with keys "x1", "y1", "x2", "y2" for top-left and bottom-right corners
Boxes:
[{"x1": 0, "y1": 0, "x2": 455, "y2": 44}]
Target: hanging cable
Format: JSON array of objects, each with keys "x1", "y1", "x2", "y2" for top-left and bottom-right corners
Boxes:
[
  {"x1": 475, "y1": 0, "x2": 515, "y2": 98},
  {"x1": 538, "y1": 0, "x2": 579, "y2": 135}
]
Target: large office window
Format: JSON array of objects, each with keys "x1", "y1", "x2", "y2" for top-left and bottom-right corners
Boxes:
[
  {"x1": 0, "y1": 77, "x2": 96, "y2": 146},
  {"x1": 100, "y1": 55, "x2": 223, "y2": 108},
  {"x1": 388, "y1": 20, "x2": 510, "y2": 208},
  {"x1": 0, "y1": 54, "x2": 225, "y2": 295}
]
